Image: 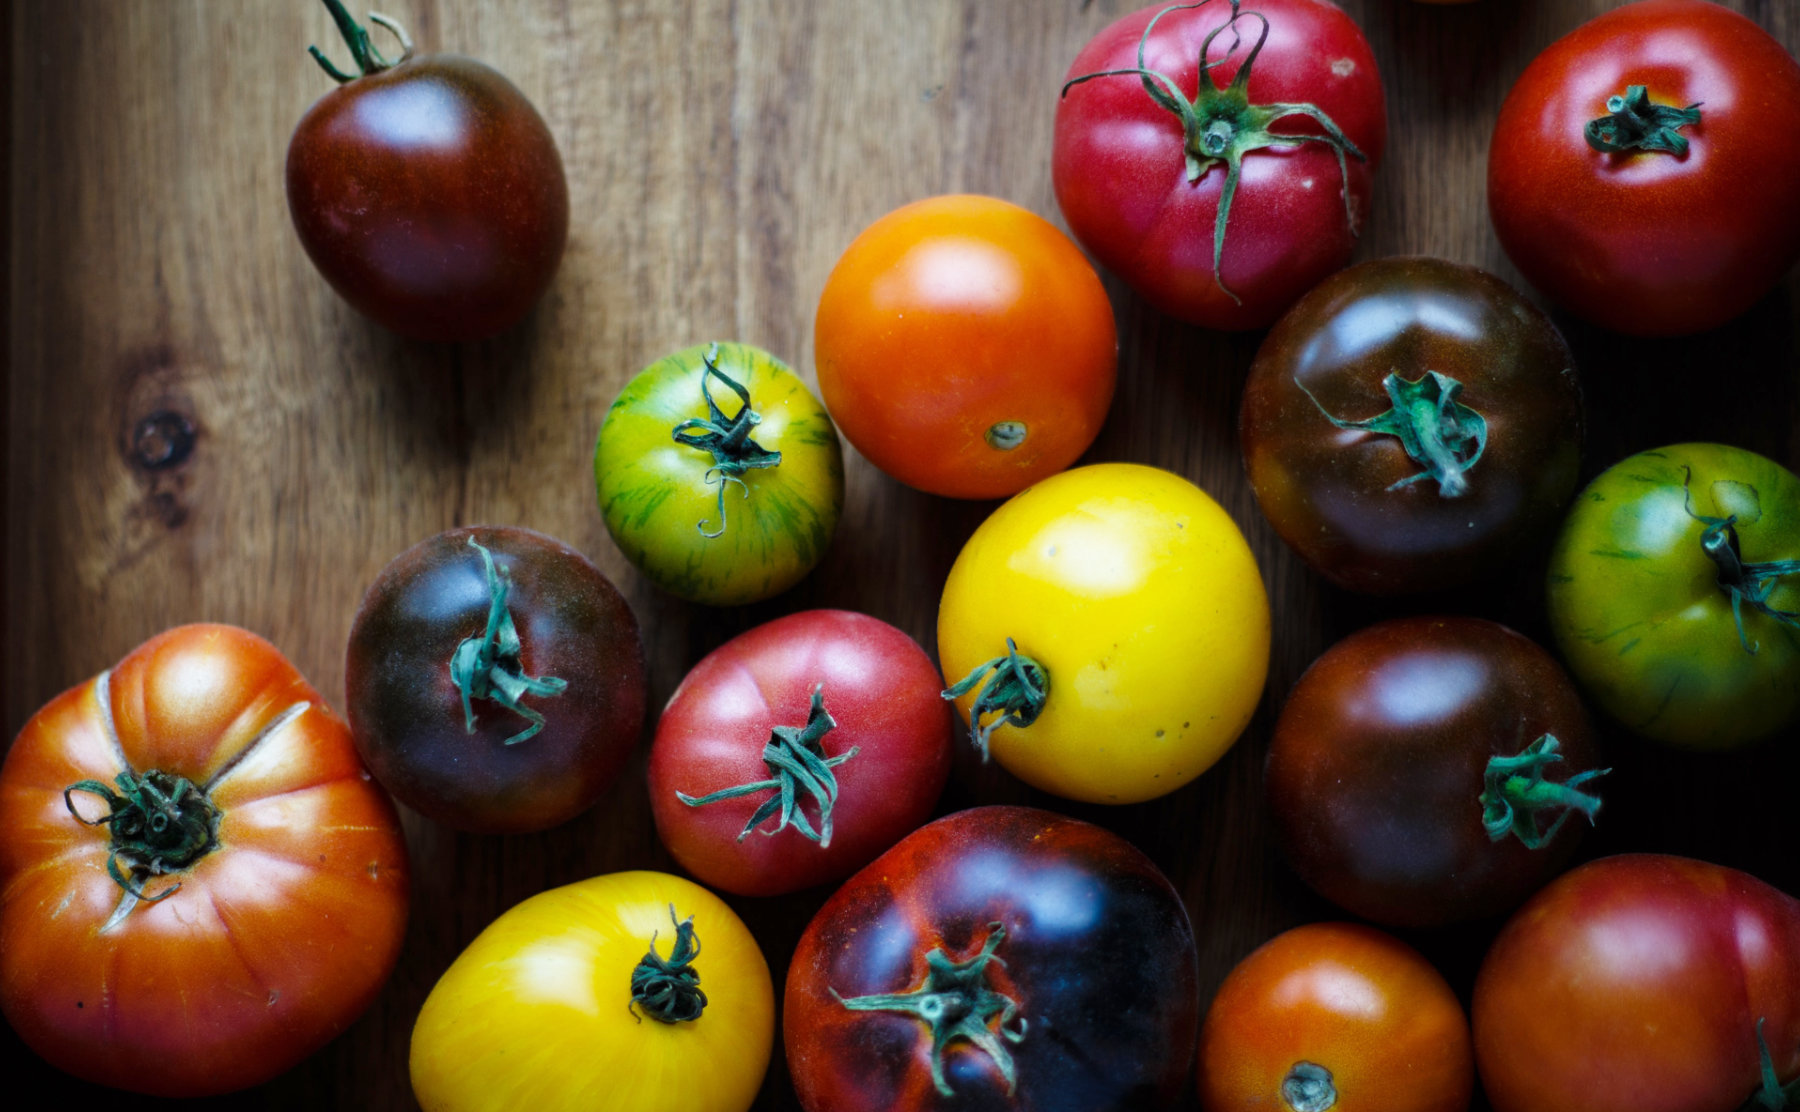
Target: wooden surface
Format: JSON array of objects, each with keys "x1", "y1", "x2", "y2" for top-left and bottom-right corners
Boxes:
[{"x1": 6, "y1": 0, "x2": 1799, "y2": 1108}]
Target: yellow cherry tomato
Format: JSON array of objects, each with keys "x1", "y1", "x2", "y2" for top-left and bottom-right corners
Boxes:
[
  {"x1": 410, "y1": 871, "x2": 773, "y2": 1112},
  {"x1": 938, "y1": 462, "x2": 1270, "y2": 803}
]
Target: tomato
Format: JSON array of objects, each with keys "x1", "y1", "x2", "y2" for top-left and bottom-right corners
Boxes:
[
  {"x1": 595, "y1": 342, "x2": 844, "y2": 606},
  {"x1": 346, "y1": 525, "x2": 647, "y2": 833},
  {"x1": 813, "y1": 195, "x2": 1117, "y2": 500},
  {"x1": 1197, "y1": 922, "x2": 1473, "y2": 1112},
  {"x1": 648, "y1": 610, "x2": 953, "y2": 897},
  {"x1": 1547, "y1": 443, "x2": 1800, "y2": 749},
  {"x1": 1240, "y1": 257, "x2": 1583, "y2": 594},
  {"x1": 785, "y1": 806, "x2": 1199, "y2": 1110},
  {"x1": 1473, "y1": 855, "x2": 1800, "y2": 1112},
  {"x1": 1266, "y1": 617, "x2": 1603, "y2": 928},
  {"x1": 1487, "y1": 0, "x2": 1800, "y2": 336},
  {"x1": 937, "y1": 462, "x2": 1268, "y2": 803},
  {"x1": 0, "y1": 624, "x2": 408, "y2": 1097},
  {"x1": 286, "y1": 0, "x2": 568, "y2": 341},
  {"x1": 410, "y1": 870, "x2": 773, "y2": 1112},
  {"x1": 1053, "y1": 0, "x2": 1386, "y2": 330}
]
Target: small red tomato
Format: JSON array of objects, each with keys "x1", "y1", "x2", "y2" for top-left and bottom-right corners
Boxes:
[
  {"x1": 648, "y1": 610, "x2": 952, "y2": 898},
  {"x1": 1487, "y1": 0, "x2": 1800, "y2": 335},
  {"x1": 1197, "y1": 922, "x2": 1473, "y2": 1112},
  {"x1": 1474, "y1": 855, "x2": 1800, "y2": 1112},
  {"x1": 1054, "y1": 0, "x2": 1387, "y2": 330},
  {"x1": 286, "y1": 0, "x2": 569, "y2": 341}
]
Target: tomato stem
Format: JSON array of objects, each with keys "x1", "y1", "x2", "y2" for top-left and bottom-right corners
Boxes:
[
  {"x1": 1282, "y1": 1062, "x2": 1337, "y2": 1112},
  {"x1": 63, "y1": 769, "x2": 221, "y2": 906},
  {"x1": 675, "y1": 686, "x2": 860, "y2": 847},
  {"x1": 1681, "y1": 469, "x2": 1800, "y2": 654},
  {"x1": 1060, "y1": 1, "x2": 1367, "y2": 306},
  {"x1": 629, "y1": 905, "x2": 708, "y2": 1024},
  {"x1": 307, "y1": 0, "x2": 413, "y2": 84},
  {"x1": 1585, "y1": 86, "x2": 1702, "y2": 156},
  {"x1": 942, "y1": 639, "x2": 1048, "y2": 761},
  {"x1": 1479, "y1": 734, "x2": 1609, "y2": 850},
  {"x1": 670, "y1": 343, "x2": 782, "y2": 539},
  {"x1": 831, "y1": 922, "x2": 1027, "y2": 1098},
  {"x1": 1742, "y1": 1018, "x2": 1800, "y2": 1111},
  {"x1": 448, "y1": 537, "x2": 569, "y2": 745},
  {"x1": 1296, "y1": 370, "x2": 1487, "y2": 498}
]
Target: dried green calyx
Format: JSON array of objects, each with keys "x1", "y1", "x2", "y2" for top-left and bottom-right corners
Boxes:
[
  {"x1": 1586, "y1": 86, "x2": 1702, "y2": 156},
  {"x1": 64, "y1": 769, "x2": 221, "y2": 904},
  {"x1": 630, "y1": 905, "x2": 708, "y2": 1024},
  {"x1": 670, "y1": 343, "x2": 782, "y2": 539},
  {"x1": 1297, "y1": 370, "x2": 1488, "y2": 498},
  {"x1": 1480, "y1": 734, "x2": 1609, "y2": 850},
  {"x1": 675, "y1": 686, "x2": 860, "y2": 847},
  {"x1": 449, "y1": 537, "x2": 569, "y2": 745}
]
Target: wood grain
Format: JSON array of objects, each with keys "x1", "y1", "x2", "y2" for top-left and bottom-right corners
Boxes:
[{"x1": 6, "y1": 1, "x2": 1799, "y2": 1109}]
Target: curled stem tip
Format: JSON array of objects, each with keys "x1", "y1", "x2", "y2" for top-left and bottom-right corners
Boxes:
[
  {"x1": 449, "y1": 537, "x2": 569, "y2": 745},
  {"x1": 630, "y1": 905, "x2": 707, "y2": 1024},
  {"x1": 1681, "y1": 468, "x2": 1800, "y2": 655},
  {"x1": 1586, "y1": 86, "x2": 1702, "y2": 156},
  {"x1": 670, "y1": 343, "x2": 782, "y2": 539},
  {"x1": 676, "y1": 686, "x2": 859, "y2": 847},
  {"x1": 1480, "y1": 734, "x2": 1609, "y2": 850},
  {"x1": 308, "y1": 0, "x2": 413, "y2": 82},
  {"x1": 1297, "y1": 370, "x2": 1487, "y2": 498},
  {"x1": 64, "y1": 769, "x2": 221, "y2": 906},
  {"x1": 941, "y1": 639, "x2": 1048, "y2": 761}
]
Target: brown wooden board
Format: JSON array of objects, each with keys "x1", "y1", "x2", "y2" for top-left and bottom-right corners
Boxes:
[{"x1": 5, "y1": 1, "x2": 1799, "y2": 1108}]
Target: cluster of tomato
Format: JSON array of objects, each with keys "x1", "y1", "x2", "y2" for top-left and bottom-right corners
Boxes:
[{"x1": 4, "y1": 0, "x2": 1800, "y2": 1110}]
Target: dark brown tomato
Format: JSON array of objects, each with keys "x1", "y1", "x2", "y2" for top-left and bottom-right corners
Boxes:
[
  {"x1": 345, "y1": 525, "x2": 646, "y2": 834},
  {"x1": 785, "y1": 806, "x2": 1199, "y2": 1111},
  {"x1": 286, "y1": 6, "x2": 568, "y2": 342},
  {"x1": 1266, "y1": 616, "x2": 1603, "y2": 927},
  {"x1": 1240, "y1": 257, "x2": 1582, "y2": 594}
]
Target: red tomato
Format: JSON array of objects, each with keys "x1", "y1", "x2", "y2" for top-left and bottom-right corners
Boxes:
[
  {"x1": 1487, "y1": 0, "x2": 1800, "y2": 336},
  {"x1": 286, "y1": 2, "x2": 568, "y2": 341},
  {"x1": 1474, "y1": 855, "x2": 1800, "y2": 1112},
  {"x1": 648, "y1": 610, "x2": 952, "y2": 898},
  {"x1": 0, "y1": 625, "x2": 409, "y2": 1097},
  {"x1": 813, "y1": 195, "x2": 1117, "y2": 500},
  {"x1": 1197, "y1": 922, "x2": 1473, "y2": 1112},
  {"x1": 1053, "y1": 0, "x2": 1387, "y2": 330}
]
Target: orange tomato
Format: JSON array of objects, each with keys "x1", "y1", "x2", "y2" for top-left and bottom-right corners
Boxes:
[
  {"x1": 1197, "y1": 922, "x2": 1472, "y2": 1112},
  {"x1": 814, "y1": 194, "x2": 1117, "y2": 499}
]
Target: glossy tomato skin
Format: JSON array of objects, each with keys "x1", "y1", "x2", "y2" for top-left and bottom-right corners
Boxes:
[
  {"x1": 1197, "y1": 923, "x2": 1473, "y2": 1112},
  {"x1": 1474, "y1": 855, "x2": 1800, "y2": 1112},
  {"x1": 814, "y1": 195, "x2": 1117, "y2": 500},
  {"x1": 596, "y1": 342, "x2": 844, "y2": 606},
  {"x1": 411, "y1": 870, "x2": 773, "y2": 1112},
  {"x1": 0, "y1": 625, "x2": 409, "y2": 1097},
  {"x1": 648, "y1": 610, "x2": 953, "y2": 897},
  {"x1": 1547, "y1": 444, "x2": 1800, "y2": 748},
  {"x1": 1267, "y1": 617, "x2": 1601, "y2": 928},
  {"x1": 287, "y1": 53, "x2": 569, "y2": 341},
  {"x1": 346, "y1": 525, "x2": 647, "y2": 833},
  {"x1": 1488, "y1": 0, "x2": 1800, "y2": 336},
  {"x1": 1054, "y1": 0, "x2": 1386, "y2": 330},
  {"x1": 786, "y1": 806, "x2": 1199, "y2": 1111},
  {"x1": 938, "y1": 463, "x2": 1269, "y2": 803},
  {"x1": 1241, "y1": 257, "x2": 1583, "y2": 594}
]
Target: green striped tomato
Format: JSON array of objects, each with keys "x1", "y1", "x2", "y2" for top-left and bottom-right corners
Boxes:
[{"x1": 595, "y1": 342, "x2": 844, "y2": 606}]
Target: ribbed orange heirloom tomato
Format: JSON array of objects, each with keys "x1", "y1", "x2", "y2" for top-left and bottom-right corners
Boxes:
[
  {"x1": 0, "y1": 624, "x2": 409, "y2": 1097},
  {"x1": 814, "y1": 194, "x2": 1117, "y2": 500}
]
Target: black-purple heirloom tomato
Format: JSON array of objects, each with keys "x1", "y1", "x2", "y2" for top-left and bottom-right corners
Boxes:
[
  {"x1": 784, "y1": 806, "x2": 1199, "y2": 1111},
  {"x1": 1240, "y1": 257, "x2": 1582, "y2": 594},
  {"x1": 1266, "y1": 616, "x2": 1605, "y2": 927},
  {"x1": 346, "y1": 525, "x2": 646, "y2": 833}
]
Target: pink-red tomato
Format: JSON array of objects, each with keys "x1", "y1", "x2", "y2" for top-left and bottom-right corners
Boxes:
[
  {"x1": 1054, "y1": 0, "x2": 1387, "y2": 330},
  {"x1": 1487, "y1": 0, "x2": 1800, "y2": 335},
  {"x1": 648, "y1": 610, "x2": 952, "y2": 897}
]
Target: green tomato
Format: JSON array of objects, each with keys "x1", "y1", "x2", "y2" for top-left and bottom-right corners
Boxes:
[
  {"x1": 595, "y1": 342, "x2": 844, "y2": 606},
  {"x1": 1547, "y1": 443, "x2": 1800, "y2": 749}
]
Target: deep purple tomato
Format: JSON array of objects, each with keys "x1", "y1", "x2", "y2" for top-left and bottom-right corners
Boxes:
[
  {"x1": 345, "y1": 525, "x2": 645, "y2": 834},
  {"x1": 1240, "y1": 257, "x2": 1583, "y2": 594},
  {"x1": 1266, "y1": 616, "x2": 1604, "y2": 927},
  {"x1": 286, "y1": 1, "x2": 568, "y2": 341},
  {"x1": 785, "y1": 806, "x2": 1199, "y2": 1111},
  {"x1": 647, "y1": 609, "x2": 953, "y2": 898}
]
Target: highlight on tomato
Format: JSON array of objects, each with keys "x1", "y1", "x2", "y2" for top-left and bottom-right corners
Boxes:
[
  {"x1": 937, "y1": 462, "x2": 1269, "y2": 803},
  {"x1": 1053, "y1": 0, "x2": 1387, "y2": 330},
  {"x1": 0, "y1": 624, "x2": 409, "y2": 1097},
  {"x1": 346, "y1": 525, "x2": 647, "y2": 833},
  {"x1": 1197, "y1": 922, "x2": 1473, "y2": 1112},
  {"x1": 813, "y1": 194, "x2": 1117, "y2": 500},
  {"x1": 648, "y1": 609, "x2": 953, "y2": 898},
  {"x1": 785, "y1": 806, "x2": 1199, "y2": 1110},
  {"x1": 410, "y1": 870, "x2": 773, "y2": 1112},
  {"x1": 596, "y1": 341, "x2": 844, "y2": 606}
]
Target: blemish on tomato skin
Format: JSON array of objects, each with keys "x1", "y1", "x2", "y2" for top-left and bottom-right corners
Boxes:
[{"x1": 1332, "y1": 58, "x2": 1355, "y2": 77}]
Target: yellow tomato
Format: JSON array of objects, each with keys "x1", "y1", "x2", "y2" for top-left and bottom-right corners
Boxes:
[
  {"x1": 938, "y1": 463, "x2": 1270, "y2": 803},
  {"x1": 410, "y1": 871, "x2": 773, "y2": 1112}
]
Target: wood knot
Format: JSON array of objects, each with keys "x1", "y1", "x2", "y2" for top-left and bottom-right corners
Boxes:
[{"x1": 130, "y1": 410, "x2": 197, "y2": 471}]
